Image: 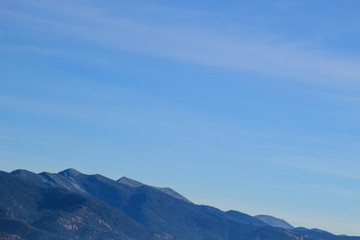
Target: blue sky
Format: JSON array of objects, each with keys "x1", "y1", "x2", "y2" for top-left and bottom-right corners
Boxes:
[{"x1": 1, "y1": 0, "x2": 360, "y2": 235}]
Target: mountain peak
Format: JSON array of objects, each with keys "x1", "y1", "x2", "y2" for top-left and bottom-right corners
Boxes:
[
  {"x1": 118, "y1": 177, "x2": 191, "y2": 203},
  {"x1": 58, "y1": 168, "x2": 81, "y2": 177},
  {"x1": 11, "y1": 169, "x2": 35, "y2": 175},
  {"x1": 254, "y1": 215, "x2": 294, "y2": 229},
  {"x1": 117, "y1": 176, "x2": 144, "y2": 188}
]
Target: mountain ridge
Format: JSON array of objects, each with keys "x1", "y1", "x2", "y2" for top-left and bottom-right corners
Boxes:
[
  {"x1": 0, "y1": 170, "x2": 179, "y2": 240},
  {"x1": 254, "y1": 215, "x2": 294, "y2": 229},
  {"x1": 3, "y1": 168, "x2": 359, "y2": 240},
  {"x1": 118, "y1": 176, "x2": 192, "y2": 203}
]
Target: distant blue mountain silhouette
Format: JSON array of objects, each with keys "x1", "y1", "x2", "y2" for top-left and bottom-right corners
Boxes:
[{"x1": 1, "y1": 168, "x2": 358, "y2": 240}]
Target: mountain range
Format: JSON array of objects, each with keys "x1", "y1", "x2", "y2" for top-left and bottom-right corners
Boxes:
[{"x1": 0, "y1": 168, "x2": 358, "y2": 240}]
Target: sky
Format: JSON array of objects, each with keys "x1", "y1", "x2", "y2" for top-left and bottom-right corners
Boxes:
[{"x1": 1, "y1": 0, "x2": 360, "y2": 236}]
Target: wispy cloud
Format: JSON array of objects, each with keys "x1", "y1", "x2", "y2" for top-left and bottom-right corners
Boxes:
[
  {"x1": 2, "y1": 0, "x2": 360, "y2": 87},
  {"x1": 274, "y1": 0, "x2": 302, "y2": 11},
  {"x1": 0, "y1": 135, "x2": 70, "y2": 149},
  {"x1": 268, "y1": 156, "x2": 360, "y2": 181},
  {"x1": 0, "y1": 44, "x2": 114, "y2": 67},
  {"x1": 252, "y1": 178, "x2": 360, "y2": 199}
]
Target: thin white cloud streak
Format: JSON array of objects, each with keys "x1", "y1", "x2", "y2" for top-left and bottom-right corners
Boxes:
[
  {"x1": 0, "y1": 135, "x2": 73, "y2": 150},
  {"x1": 2, "y1": 1, "x2": 360, "y2": 87},
  {"x1": 315, "y1": 90, "x2": 360, "y2": 104},
  {"x1": 0, "y1": 95, "x2": 163, "y2": 126},
  {"x1": 268, "y1": 156, "x2": 360, "y2": 181},
  {"x1": 0, "y1": 44, "x2": 114, "y2": 67},
  {"x1": 252, "y1": 179, "x2": 360, "y2": 199}
]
